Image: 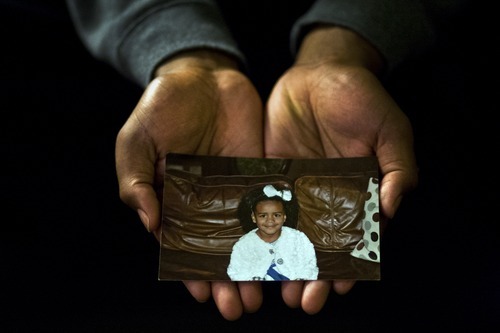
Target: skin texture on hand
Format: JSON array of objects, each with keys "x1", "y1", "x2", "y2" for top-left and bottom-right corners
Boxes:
[
  {"x1": 265, "y1": 26, "x2": 418, "y2": 314},
  {"x1": 115, "y1": 50, "x2": 264, "y2": 320}
]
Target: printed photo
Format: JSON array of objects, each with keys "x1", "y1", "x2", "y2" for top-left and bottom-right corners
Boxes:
[{"x1": 159, "y1": 153, "x2": 380, "y2": 281}]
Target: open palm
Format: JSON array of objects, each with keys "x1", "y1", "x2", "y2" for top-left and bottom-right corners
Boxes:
[
  {"x1": 115, "y1": 60, "x2": 265, "y2": 321},
  {"x1": 265, "y1": 62, "x2": 418, "y2": 313}
]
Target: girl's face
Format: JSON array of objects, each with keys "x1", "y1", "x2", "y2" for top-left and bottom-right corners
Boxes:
[{"x1": 252, "y1": 200, "x2": 286, "y2": 242}]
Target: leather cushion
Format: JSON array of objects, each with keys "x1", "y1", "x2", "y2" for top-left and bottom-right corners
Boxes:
[
  {"x1": 161, "y1": 170, "x2": 293, "y2": 255},
  {"x1": 295, "y1": 175, "x2": 369, "y2": 252}
]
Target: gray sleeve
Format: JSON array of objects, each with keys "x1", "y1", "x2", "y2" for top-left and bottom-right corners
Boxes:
[
  {"x1": 65, "y1": 0, "x2": 244, "y2": 87},
  {"x1": 290, "y1": 0, "x2": 436, "y2": 74}
]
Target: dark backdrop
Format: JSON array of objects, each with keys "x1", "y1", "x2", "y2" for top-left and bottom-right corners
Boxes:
[{"x1": 1, "y1": 0, "x2": 497, "y2": 331}]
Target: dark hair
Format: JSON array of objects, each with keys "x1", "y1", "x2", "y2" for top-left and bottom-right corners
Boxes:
[{"x1": 237, "y1": 184, "x2": 298, "y2": 232}]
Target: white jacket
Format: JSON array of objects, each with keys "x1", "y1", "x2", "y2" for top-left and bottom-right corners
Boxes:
[{"x1": 227, "y1": 226, "x2": 318, "y2": 281}]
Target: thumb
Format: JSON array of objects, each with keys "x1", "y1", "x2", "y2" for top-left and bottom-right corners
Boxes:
[
  {"x1": 379, "y1": 170, "x2": 415, "y2": 219},
  {"x1": 129, "y1": 185, "x2": 161, "y2": 233},
  {"x1": 115, "y1": 123, "x2": 162, "y2": 234},
  {"x1": 377, "y1": 130, "x2": 418, "y2": 220},
  {"x1": 377, "y1": 111, "x2": 418, "y2": 220}
]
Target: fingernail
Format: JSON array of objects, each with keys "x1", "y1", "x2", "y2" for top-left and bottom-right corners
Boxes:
[{"x1": 137, "y1": 209, "x2": 150, "y2": 232}]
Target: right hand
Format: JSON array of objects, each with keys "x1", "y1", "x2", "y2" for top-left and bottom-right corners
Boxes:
[{"x1": 115, "y1": 50, "x2": 265, "y2": 320}]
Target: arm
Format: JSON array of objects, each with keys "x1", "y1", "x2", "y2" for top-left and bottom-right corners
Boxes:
[
  {"x1": 268, "y1": 0, "x2": 435, "y2": 314},
  {"x1": 290, "y1": 0, "x2": 436, "y2": 76},
  {"x1": 272, "y1": 23, "x2": 418, "y2": 315},
  {"x1": 65, "y1": 0, "x2": 263, "y2": 321}
]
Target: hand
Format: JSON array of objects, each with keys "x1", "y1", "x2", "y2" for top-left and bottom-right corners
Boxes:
[
  {"x1": 265, "y1": 26, "x2": 418, "y2": 314},
  {"x1": 115, "y1": 50, "x2": 264, "y2": 320}
]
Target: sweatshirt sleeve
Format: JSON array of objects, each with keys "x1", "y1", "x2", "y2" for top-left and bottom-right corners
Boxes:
[
  {"x1": 290, "y1": 0, "x2": 436, "y2": 75},
  {"x1": 65, "y1": 0, "x2": 245, "y2": 87}
]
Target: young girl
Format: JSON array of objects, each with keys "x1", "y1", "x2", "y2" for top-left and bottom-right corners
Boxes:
[{"x1": 227, "y1": 184, "x2": 318, "y2": 281}]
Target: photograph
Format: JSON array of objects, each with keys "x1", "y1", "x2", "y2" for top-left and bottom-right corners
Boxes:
[
  {"x1": 2, "y1": 1, "x2": 494, "y2": 331},
  {"x1": 159, "y1": 153, "x2": 380, "y2": 281}
]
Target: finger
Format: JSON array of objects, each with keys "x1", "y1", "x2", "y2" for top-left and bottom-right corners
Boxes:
[
  {"x1": 380, "y1": 172, "x2": 403, "y2": 219},
  {"x1": 280, "y1": 280, "x2": 305, "y2": 308},
  {"x1": 211, "y1": 281, "x2": 243, "y2": 321},
  {"x1": 300, "y1": 280, "x2": 331, "y2": 314},
  {"x1": 377, "y1": 115, "x2": 418, "y2": 219},
  {"x1": 183, "y1": 280, "x2": 212, "y2": 303},
  {"x1": 332, "y1": 279, "x2": 356, "y2": 295},
  {"x1": 115, "y1": 120, "x2": 161, "y2": 232},
  {"x1": 237, "y1": 282, "x2": 263, "y2": 313}
]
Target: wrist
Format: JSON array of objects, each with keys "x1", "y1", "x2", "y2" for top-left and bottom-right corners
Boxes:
[
  {"x1": 296, "y1": 25, "x2": 384, "y2": 74},
  {"x1": 154, "y1": 49, "x2": 240, "y2": 77}
]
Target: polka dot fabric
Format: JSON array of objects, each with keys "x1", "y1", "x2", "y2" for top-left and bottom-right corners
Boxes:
[{"x1": 350, "y1": 177, "x2": 380, "y2": 263}]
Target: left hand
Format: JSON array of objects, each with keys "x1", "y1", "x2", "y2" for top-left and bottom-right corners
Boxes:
[{"x1": 264, "y1": 25, "x2": 418, "y2": 314}]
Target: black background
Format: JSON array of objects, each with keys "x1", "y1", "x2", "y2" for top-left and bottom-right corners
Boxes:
[{"x1": 1, "y1": 0, "x2": 497, "y2": 331}]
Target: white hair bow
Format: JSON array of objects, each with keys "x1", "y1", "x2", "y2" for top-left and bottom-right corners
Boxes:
[{"x1": 263, "y1": 185, "x2": 292, "y2": 201}]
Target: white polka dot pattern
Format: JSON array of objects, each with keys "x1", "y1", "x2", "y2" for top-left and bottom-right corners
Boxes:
[{"x1": 350, "y1": 177, "x2": 380, "y2": 263}]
